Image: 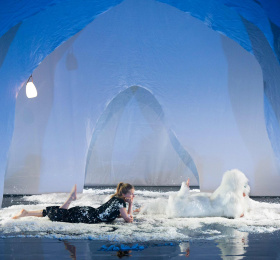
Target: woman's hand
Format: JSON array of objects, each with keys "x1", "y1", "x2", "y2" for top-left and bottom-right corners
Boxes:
[
  {"x1": 119, "y1": 207, "x2": 134, "y2": 223},
  {"x1": 124, "y1": 214, "x2": 133, "y2": 223},
  {"x1": 125, "y1": 197, "x2": 134, "y2": 204}
]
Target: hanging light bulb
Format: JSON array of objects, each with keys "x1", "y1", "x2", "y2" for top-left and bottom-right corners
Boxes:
[{"x1": 26, "y1": 75, "x2": 37, "y2": 98}]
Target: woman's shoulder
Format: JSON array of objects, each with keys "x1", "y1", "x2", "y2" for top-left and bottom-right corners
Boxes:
[
  {"x1": 111, "y1": 196, "x2": 126, "y2": 207},
  {"x1": 112, "y1": 196, "x2": 125, "y2": 203}
]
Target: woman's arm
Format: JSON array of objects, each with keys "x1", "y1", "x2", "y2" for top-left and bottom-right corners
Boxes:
[
  {"x1": 124, "y1": 197, "x2": 134, "y2": 215},
  {"x1": 127, "y1": 201, "x2": 133, "y2": 215},
  {"x1": 119, "y1": 207, "x2": 133, "y2": 223}
]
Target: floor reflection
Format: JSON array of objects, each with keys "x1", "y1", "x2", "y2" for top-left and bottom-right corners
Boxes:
[
  {"x1": 0, "y1": 230, "x2": 280, "y2": 259},
  {"x1": 64, "y1": 240, "x2": 134, "y2": 259},
  {"x1": 116, "y1": 250, "x2": 132, "y2": 258},
  {"x1": 215, "y1": 229, "x2": 248, "y2": 259},
  {"x1": 63, "y1": 241, "x2": 77, "y2": 260},
  {"x1": 179, "y1": 242, "x2": 190, "y2": 257}
]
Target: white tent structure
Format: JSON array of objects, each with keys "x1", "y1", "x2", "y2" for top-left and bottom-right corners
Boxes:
[{"x1": 0, "y1": 0, "x2": 280, "y2": 206}]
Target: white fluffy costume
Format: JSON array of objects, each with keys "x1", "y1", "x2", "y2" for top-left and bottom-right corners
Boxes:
[{"x1": 140, "y1": 169, "x2": 250, "y2": 218}]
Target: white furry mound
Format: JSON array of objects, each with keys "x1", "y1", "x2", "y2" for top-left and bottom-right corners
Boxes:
[{"x1": 140, "y1": 169, "x2": 251, "y2": 219}]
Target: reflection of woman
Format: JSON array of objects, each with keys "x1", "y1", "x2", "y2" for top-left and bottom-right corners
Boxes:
[
  {"x1": 117, "y1": 250, "x2": 132, "y2": 258},
  {"x1": 139, "y1": 169, "x2": 250, "y2": 219},
  {"x1": 64, "y1": 241, "x2": 76, "y2": 260},
  {"x1": 12, "y1": 183, "x2": 135, "y2": 223}
]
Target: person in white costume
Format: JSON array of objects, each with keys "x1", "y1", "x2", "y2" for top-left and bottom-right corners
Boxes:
[{"x1": 138, "y1": 169, "x2": 250, "y2": 219}]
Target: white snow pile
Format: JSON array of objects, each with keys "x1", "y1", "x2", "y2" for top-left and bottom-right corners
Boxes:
[{"x1": 0, "y1": 170, "x2": 280, "y2": 242}]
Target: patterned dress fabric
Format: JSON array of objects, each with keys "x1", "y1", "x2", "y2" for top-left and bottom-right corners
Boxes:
[{"x1": 42, "y1": 196, "x2": 126, "y2": 224}]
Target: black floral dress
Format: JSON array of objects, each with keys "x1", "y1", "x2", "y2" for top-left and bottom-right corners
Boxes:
[{"x1": 42, "y1": 196, "x2": 126, "y2": 224}]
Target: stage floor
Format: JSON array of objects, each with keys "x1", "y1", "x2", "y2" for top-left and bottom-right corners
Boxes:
[
  {"x1": 1, "y1": 232, "x2": 280, "y2": 259},
  {"x1": 1, "y1": 187, "x2": 280, "y2": 259}
]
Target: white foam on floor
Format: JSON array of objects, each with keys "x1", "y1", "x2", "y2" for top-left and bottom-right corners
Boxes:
[{"x1": 0, "y1": 187, "x2": 280, "y2": 242}]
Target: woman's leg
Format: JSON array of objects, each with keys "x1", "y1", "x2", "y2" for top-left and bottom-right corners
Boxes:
[
  {"x1": 12, "y1": 209, "x2": 43, "y2": 219},
  {"x1": 60, "y1": 184, "x2": 77, "y2": 209},
  {"x1": 12, "y1": 184, "x2": 77, "y2": 219}
]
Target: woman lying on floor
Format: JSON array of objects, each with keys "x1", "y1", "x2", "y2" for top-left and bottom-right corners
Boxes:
[{"x1": 12, "y1": 182, "x2": 135, "y2": 223}]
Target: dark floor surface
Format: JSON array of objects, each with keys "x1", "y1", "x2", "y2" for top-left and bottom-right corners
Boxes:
[{"x1": 0, "y1": 231, "x2": 280, "y2": 260}]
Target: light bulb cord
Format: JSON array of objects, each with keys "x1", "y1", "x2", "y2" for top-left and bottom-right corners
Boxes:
[{"x1": 27, "y1": 74, "x2": 33, "y2": 83}]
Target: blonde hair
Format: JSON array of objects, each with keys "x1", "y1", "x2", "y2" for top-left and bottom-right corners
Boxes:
[{"x1": 111, "y1": 182, "x2": 134, "y2": 199}]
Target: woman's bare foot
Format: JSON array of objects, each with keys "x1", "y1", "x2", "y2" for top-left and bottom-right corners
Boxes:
[
  {"x1": 186, "y1": 178, "x2": 190, "y2": 188},
  {"x1": 12, "y1": 209, "x2": 28, "y2": 219}
]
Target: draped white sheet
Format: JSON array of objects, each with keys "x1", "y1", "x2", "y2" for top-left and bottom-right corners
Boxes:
[{"x1": 3, "y1": 0, "x2": 279, "y2": 196}]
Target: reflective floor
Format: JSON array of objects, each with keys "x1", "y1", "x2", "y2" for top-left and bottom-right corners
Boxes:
[{"x1": 0, "y1": 231, "x2": 280, "y2": 260}]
